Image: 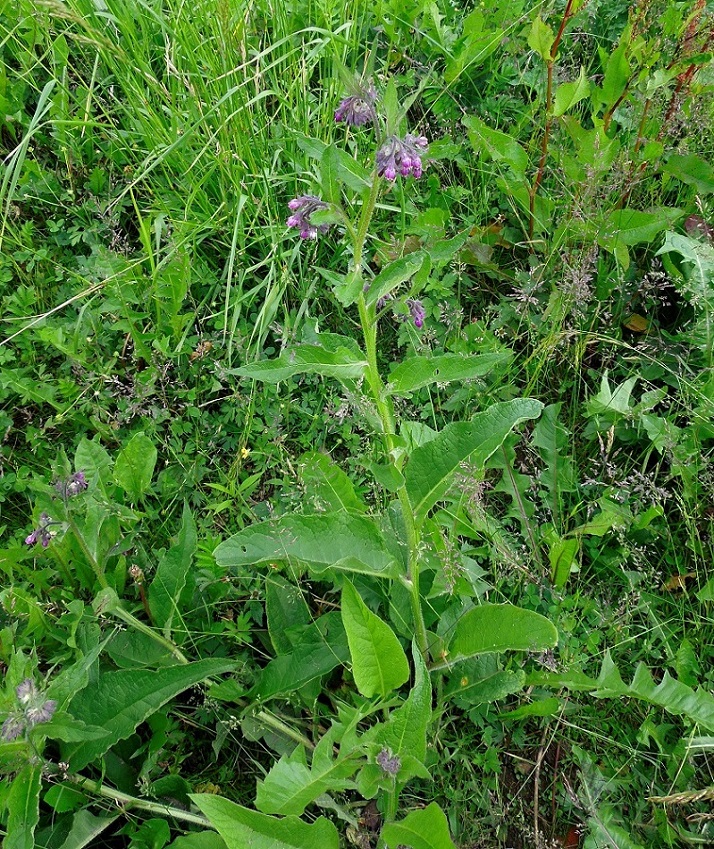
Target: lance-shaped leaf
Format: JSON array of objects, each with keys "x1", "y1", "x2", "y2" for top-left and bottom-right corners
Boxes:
[
  {"x1": 380, "y1": 803, "x2": 457, "y2": 849},
  {"x1": 375, "y1": 642, "x2": 431, "y2": 762},
  {"x1": 113, "y1": 431, "x2": 156, "y2": 501},
  {"x1": 364, "y1": 252, "x2": 426, "y2": 307},
  {"x1": 252, "y1": 612, "x2": 349, "y2": 699},
  {"x1": 342, "y1": 580, "x2": 410, "y2": 698},
  {"x1": 214, "y1": 513, "x2": 399, "y2": 578},
  {"x1": 230, "y1": 343, "x2": 367, "y2": 383},
  {"x1": 5, "y1": 763, "x2": 42, "y2": 849},
  {"x1": 256, "y1": 725, "x2": 358, "y2": 816},
  {"x1": 298, "y1": 451, "x2": 367, "y2": 514},
  {"x1": 450, "y1": 604, "x2": 558, "y2": 659},
  {"x1": 405, "y1": 398, "x2": 543, "y2": 521},
  {"x1": 63, "y1": 659, "x2": 235, "y2": 770},
  {"x1": 191, "y1": 794, "x2": 340, "y2": 849},
  {"x1": 149, "y1": 501, "x2": 197, "y2": 637},
  {"x1": 386, "y1": 351, "x2": 511, "y2": 395}
]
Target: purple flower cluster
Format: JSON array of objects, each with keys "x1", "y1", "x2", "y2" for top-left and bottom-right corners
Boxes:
[
  {"x1": 286, "y1": 195, "x2": 332, "y2": 240},
  {"x1": 376, "y1": 133, "x2": 429, "y2": 181},
  {"x1": 407, "y1": 298, "x2": 426, "y2": 329},
  {"x1": 25, "y1": 513, "x2": 54, "y2": 548},
  {"x1": 334, "y1": 83, "x2": 378, "y2": 126},
  {"x1": 1, "y1": 678, "x2": 57, "y2": 741},
  {"x1": 56, "y1": 471, "x2": 88, "y2": 499},
  {"x1": 376, "y1": 747, "x2": 401, "y2": 777}
]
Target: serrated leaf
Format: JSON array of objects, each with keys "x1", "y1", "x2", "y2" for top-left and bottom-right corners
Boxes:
[
  {"x1": 386, "y1": 352, "x2": 510, "y2": 395},
  {"x1": 531, "y1": 403, "x2": 577, "y2": 524},
  {"x1": 380, "y1": 802, "x2": 457, "y2": 849},
  {"x1": 63, "y1": 659, "x2": 235, "y2": 770},
  {"x1": 255, "y1": 726, "x2": 357, "y2": 816},
  {"x1": 528, "y1": 15, "x2": 555, "y2": 62},
  {"x1": 113, "y1": 431, "x2": 156, "y2": 501},
  {"x1": 148, "y1": 501, "x2": 197, "y2": 637},
  {"x1": 191, "y1": 794, "x2": 340, "y2": 849},
  {"x1": 298, "y1": 451, "x2": 366, "y2": 514},
  {"x1": 5, "y1": 763, "x2": 42, "y2": 849},
  {"x1": 450, "y1": 604, "x2": 558, "y2": 658},
  {"x1": 214, "y1": 513, "x2": 399, "y2": 578},
  {"x1": 375, "y1": 642, "x2": 431, "y2": 762},
  {"x1": 553, "y1": 67, "x2": 590, "y2": 117},
  {"x1": 231, "y1": 344, "x2": 367, "y2": 383},
  {"x1": 341, "y1": 580, "x2": 409, "y2": 698},
  {"x1": 405, "y1": 399, "x2": 543, "y2": 521},
  {"x1": 365, "y1": 252, "x2": 426, "y2": 307}
]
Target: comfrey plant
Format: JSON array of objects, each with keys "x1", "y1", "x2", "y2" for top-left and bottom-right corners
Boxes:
[{"x1": 192, "y1": 78, "x2": 558, "y2": 846}]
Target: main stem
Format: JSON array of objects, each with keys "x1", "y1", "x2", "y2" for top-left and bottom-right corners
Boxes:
[{"x1": 352, "y1": 176, "x2": 429, "y2": 660}]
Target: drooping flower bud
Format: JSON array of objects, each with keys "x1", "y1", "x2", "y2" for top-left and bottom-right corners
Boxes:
[
  {"x1": 286, "y1": 195, "x2": 332, "y2": 240},
  {"x1": 376, "y1": 133, "x2": 429, "y2": 181},
  {"x1": 335, "y1": 82, "x2": 378, "y2": 126}
]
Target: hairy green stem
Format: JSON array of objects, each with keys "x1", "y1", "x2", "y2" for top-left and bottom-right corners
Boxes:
[
  {"x1": 350, "y1": 175, "x2": 429, "y2": 660},
  {"x1": 66, "y1": 514, "x2": 108, "y2": 589},
  {"x1": 70, "y1": 775, "x2": 213, "y2": 828}
]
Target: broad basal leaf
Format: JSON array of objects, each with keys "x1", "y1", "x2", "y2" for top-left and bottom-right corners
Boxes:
[
  {"x1": 64, "y1": 659, "x2": 235, "y2": 770},
  {"x1": 191, "y1": 794, "x2": 340, "y2": 849},
  {"x1": 252, "y1": 612, "x2": 349, "y2": 699},
  {"x1": 214, "y1": 513, "x2": 399, "y2": 578},
  {"x1": 341, "y1": 580, "x2": 409, "y2": 699},
  {"x1": 232, "y1": 344, "x2": 367, "y2": 383},
  {"x1": 405, "y1": 398, "x2": 543, "y2": 521},
  {"x1": 149, "y1": 501, "x2": 197, "y2": 637},
  {"x1": 113, "y1": 431, "x2": 156, "y2": 501},
  {"x1": 5, "y1": 763, "x2": 42, "y2": 849},
  {"x1": 265, "y1": 576, "x2": 311, "y2": 655},
  {"x1": 380, "y1": 803, "x2": 457, "y2": 849},
  {"x1": 450, "y1": 604, "x2": 558, "y2": 659},
  {"x1": 256, "y1": 725, "x2": 357, "y2": 816},
  {"x1": 386, "y1": 352, "x2": 510, "y2": 395},
  {"x1": 298, "y1": 451, "x2": 366, "y2": 514}
]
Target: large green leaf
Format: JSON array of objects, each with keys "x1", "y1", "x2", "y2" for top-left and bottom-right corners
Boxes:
[
  {"x1": 113, "y1": 431, "x2": 156, "y2": 502},
  {"x1": 148, "y1": 501, "x2": 197, "y2": 637},
  {"x1": 265, "y1": 576, "x2": 311, "y2": 655},
  {"x1": 252, "y1": 613, "x2": 349, "y2": 699},
  {"x1": 662, "y1": 153, "x2": 714, "y2": 194},
  {"x1": 64, "y1": 659, "x2": 235, "y2": 770},
  {"x1": 553, "y1": 67, "x2": 590, "y2": 117},
  {"x1": 598, "y1": 207, "x2": 682, "y2": 250},
  {"x1": 405, "y1": 399, "x2": 543, "y2": 521},
  {"x1": 341, "y1": 580, "x2": 410, "y2": 699},
  {"x1": 463, "y1": 115, "x2": 528, "y2": 177},
  {"x1": 450, "y1": 604, "x2": 558, "y2": 659},
  {"x1": 255, "y1": 725, "x2": 357, "y2": 816},
  {"x1": 364, "y1": 252, "x2": 426, "y2": 307},
  {"x1": 380, "y1": 803, "x2": 457, "y2": 849},
  {"x1": 214, "y1": 513, "x2": 399, "y2": 578},
  {"x1": 231, "y1": 343, "x2": 366, "y2": 383},
  {"x1": 386, "y1": 352, "x2": 510, "y2": 396},
  {"x1": 375, "y1": 642, "x2": 431, "y2": 762},
  {"x1": 5, "y1": 763, "x2": 42, "y2": 849},
  {"x1": 191, "y1": 794, "x2": 340, "y2": 849},
  {"x1": 298, "y1": 451, "x2": 366, "y2": 514},
  {"x1": 57, "y1": 810, "x2": 119, "y2": 849}
]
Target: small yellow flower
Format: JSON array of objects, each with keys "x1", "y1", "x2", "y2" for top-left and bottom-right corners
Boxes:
[{"x1": 240, "y1": 447, "x2": 250, "y2": 459}]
